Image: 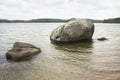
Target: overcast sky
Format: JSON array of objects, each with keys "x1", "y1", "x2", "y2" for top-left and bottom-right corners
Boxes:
[{"x1": 0, "y1": 0, "x2": 120, "y2": 20}]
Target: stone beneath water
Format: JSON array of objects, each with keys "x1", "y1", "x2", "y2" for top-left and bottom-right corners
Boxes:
[
  {"x1": 97, "y1": 37, "x2": 108, "y2": 41},
  {"x1": 50, "y1": 18, "x2": 95, "y2": 43},
  {"x1": 6, "y1": 42, "x2": 41, "y2": 61}
]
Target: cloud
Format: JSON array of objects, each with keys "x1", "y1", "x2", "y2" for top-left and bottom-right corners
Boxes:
[{"x1": 0, "y1": 0, "x2": 120, "y2": 19}]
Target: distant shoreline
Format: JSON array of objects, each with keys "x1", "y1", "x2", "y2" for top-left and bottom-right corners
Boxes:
[{"x1": 0, "y1": 17, "x2": 120, "y2": 23}]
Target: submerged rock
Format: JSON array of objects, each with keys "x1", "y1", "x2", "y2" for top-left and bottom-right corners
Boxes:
[
  {"x1": 97, "y1": 37, "x2": 108, "y2": 41},
  {"x1": 50, "y1": 18, "x2": 94, "y2": 43},
  {"x1": 6, "y1": 42, "x2": 41, "y2": 61}
]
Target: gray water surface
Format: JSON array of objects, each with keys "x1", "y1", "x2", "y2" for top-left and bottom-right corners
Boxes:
[{"x1": 0, "y1": 23, "x2": 120, "y2": 80}]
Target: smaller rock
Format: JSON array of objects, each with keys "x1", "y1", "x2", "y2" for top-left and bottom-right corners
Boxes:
[
  {"x1": 97, "y1": 37, "x2": 108, "y2": 41},
  {"x1": 6, "y1": 42, "x2": 41, "y2": 61}
]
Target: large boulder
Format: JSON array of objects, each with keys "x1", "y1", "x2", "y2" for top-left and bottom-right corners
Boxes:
[
  {"x1": 6, "y1": 42, "x2": 41, "y2": 61},
  {"x1": 50, "y1": 18, "x2": 95, "y2": 43}
]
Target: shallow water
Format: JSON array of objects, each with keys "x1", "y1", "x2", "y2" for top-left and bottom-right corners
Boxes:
[{"x1": 0, "y1": 23, "x2": 120, "y2": 80}]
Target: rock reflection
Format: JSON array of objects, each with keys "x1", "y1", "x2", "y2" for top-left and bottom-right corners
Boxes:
[
  {"x1": 52, "y1": 40, "x2": 94, "y2": 68},
  {"x1": 53, "y1": 40, "x2": 93, "y2": 53}
]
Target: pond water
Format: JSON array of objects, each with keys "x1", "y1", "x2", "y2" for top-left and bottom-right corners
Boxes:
[{"x1": 0, "y1": 23, "x2": 120, "y2": 80}]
